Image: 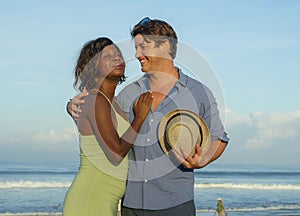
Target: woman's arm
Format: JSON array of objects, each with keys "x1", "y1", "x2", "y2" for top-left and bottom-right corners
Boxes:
[{"x1": 88, "y1": 92, "x2": 152, "y2": 164}]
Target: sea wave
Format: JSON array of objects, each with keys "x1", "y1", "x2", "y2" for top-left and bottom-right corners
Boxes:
[
  {"x1": 197, "y1": 204, "x2": 300, "y2": 212},
  {"x1": 227, "y1": 204, "x2": 300, "y2": 212},
  {"x1": 195, "y1": 171, "x2": 300, "y2": 177},
  {"x1": 2, "y1": 180, "x2": 300, "y2": 190},
  {"x1": 194, "y1": 183, "x2": 300, "y2": 190},
  {"x1": 1, "y1": 204, "x2": 300, "y2": 215},
  {"x1": 0, "y1": 170, "x2": 76, "y2": 175},
  {"x1": 0, "y1": 213, "x2": 62, "y2": 216},
  {"x1": 0, "y1": 181, "x2": 71, "y2": 189}
]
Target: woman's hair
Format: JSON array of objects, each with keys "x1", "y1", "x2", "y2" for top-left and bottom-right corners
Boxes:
[
  {"x1": 131, "y1": 17, "x2": 178, "y2": 59},
  {"x1": 73, "y1": 37, "x2": 126, "y2": 91}
]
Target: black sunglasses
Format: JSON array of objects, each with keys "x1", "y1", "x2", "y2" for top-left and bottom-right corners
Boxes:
[{"x1": 137, "y1": 17, "x2": 151, "y2": 26}]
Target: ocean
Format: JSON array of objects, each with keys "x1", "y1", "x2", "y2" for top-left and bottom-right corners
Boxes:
[{"x1": 0, "y1": 162, "x2": 299, "y2": 216}]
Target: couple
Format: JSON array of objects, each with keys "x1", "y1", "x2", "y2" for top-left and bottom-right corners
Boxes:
[{"x1": 63, "y1": 17, "x2": 229, "y2": 216}]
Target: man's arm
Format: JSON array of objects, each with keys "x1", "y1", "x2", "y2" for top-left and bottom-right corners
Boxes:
[{"x1": 66, "y1": 87, "x2": 89, "y2": 120}]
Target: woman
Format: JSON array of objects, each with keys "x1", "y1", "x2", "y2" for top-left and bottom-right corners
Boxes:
[
  {"x1": 63, "y1": 37, "x2": 152, "y2": 216},
  {"x1": 216, "y1": 198, "x2": 228, "y2": 216}
]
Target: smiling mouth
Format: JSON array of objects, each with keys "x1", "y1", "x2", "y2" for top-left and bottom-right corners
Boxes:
[{"x1": 139, "y1": 57, "x2": 147, "y2": 66}]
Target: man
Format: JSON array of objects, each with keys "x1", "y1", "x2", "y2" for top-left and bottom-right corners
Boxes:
[{"x1": 68, "y1": 17, "x2": 229, "y2": 216}]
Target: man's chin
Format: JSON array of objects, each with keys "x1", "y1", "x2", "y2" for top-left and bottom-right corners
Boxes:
[{"x1": 141, "y1": 67, "x2": 148, "y2": 73}]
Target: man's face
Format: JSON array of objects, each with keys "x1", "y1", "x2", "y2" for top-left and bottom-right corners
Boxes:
[{"x1": 134, "y1": 34, "x2": 166, "y2": 73}]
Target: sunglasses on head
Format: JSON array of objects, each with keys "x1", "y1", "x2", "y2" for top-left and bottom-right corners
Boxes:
[{"x1": 137, "y1": 17, "x2": 151, "y2": 26}]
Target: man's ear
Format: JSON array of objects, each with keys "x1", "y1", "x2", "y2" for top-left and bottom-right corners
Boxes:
[{"x1": 160, "y1": 40, "x2": 172, "y2": 59}]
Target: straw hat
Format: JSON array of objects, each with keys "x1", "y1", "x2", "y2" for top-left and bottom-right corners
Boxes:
[
  {"x1": 218, "y1": 197, "x2": 222, "y2": 201},
  {"x1": 158, "y1": 109, "x2": 211, "y2": 157}
]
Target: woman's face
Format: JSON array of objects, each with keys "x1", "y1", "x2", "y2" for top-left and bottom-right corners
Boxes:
[{"x1": 97, "y1": 44, "x2": 125, "y2": 78}]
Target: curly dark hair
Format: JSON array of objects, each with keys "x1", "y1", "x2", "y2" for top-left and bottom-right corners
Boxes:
[{"x1": 73, "y1": 37, "x2": 126, "y2": 92}]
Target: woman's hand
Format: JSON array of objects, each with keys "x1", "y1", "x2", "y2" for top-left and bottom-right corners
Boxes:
[{"x1": 133, "y1": 91, "x2": 153, "y2": 121}]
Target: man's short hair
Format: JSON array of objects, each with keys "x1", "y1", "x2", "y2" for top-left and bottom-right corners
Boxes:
[{"x1": 131, "y1": 17, "x2": 178, "y2": 59}]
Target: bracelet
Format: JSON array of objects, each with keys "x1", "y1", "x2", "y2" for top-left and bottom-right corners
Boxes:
[{"x1": 66, "y1": 99, "x2": 72, "y2": 116}]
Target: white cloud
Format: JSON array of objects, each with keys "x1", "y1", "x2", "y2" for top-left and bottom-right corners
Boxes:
[
  {"x1": 33, "y1": 126, "x2": 78, "y2": 150},
  {"x1": 224, "y1": 108, "x2": 252, "y2": 125},
  {"x1": 1, "y1": 110, "x2": 299, "y2": 165},
  {"x1": 245, "y1": 111, "x2": 300, "y2": 149},
  {"x1": 0, "y1": 126, "x2": 79, "y2": 162},
  {"x1": 223, "y1": 109, "x2": 300, "y2": 165}
]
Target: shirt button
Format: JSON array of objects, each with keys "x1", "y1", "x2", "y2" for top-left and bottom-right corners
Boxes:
[
  {"x1": 150, "y1": 118, "x2": 154, "y2": 122},
  {"x1": 146, "y1": 159, "x2": 149, "y2": 162},
  {"x1": 147, "y1": 138, "x2": 150, "y2": 142},
  {"x1": 145, "y1": 179, "x2": 148, "y2": 183}
]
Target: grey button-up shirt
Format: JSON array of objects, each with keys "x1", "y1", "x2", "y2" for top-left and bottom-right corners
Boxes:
[{"x1": 117, "y1": 69, "x2": 229, "y2": 210}]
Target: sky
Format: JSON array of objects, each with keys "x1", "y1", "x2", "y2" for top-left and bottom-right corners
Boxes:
[{"x1": 0, "y1": 0, "x2": 299, "y2": 167}]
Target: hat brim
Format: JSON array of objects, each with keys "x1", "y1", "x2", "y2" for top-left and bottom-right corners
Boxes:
[{"x1": 158, "y1": 109, "x2": 211, "y2": 157}]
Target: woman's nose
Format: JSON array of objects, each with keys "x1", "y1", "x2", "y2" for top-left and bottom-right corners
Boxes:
[{"x1": 113, "y1": 55, "x2": 122, "y2": 63}]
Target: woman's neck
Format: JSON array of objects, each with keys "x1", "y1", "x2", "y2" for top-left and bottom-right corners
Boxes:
[{"x1": 98, "y1": 79, "x2": 118, "y2": 101}]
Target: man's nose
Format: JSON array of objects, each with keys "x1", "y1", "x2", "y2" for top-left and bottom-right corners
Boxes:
[{"x1": 135, "y1": 47, "x2": 142, "y2": 59}]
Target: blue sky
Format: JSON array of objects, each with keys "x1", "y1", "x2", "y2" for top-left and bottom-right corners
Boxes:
[{"x1": 1, "y1": 0, "x2": 299, "y2": 166}]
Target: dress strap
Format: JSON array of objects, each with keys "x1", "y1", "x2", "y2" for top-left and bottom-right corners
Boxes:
[
  {"x1": 90, "y1": 89, "x2": 129, "y2": 127},
  {"x1": 91, "y1": 88, "x2": 113, "y2": 104},
  {"x1": 91, "y1": 88, "x2": 125, "y2": 110},
  {"x1": 90, "y1": 89, "x2": 128, "y2": 122}
]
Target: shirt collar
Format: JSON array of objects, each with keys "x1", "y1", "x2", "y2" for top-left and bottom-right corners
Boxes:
[
  {"x1": 136, "y1": 74, "x2": 150, "y2": 91},
  {"x1": 136, "y1": 67, "x2": 188, "y2": 90},
  {"x1": 176, "y1": 68, "x2": 188, "y2": 87}
]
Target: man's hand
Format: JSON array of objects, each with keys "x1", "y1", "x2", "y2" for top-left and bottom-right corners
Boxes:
[
  {"x1": 68, "y1": 87, "x2": 89, "y2": 120},
  {"x1": 173, "y1": 140, "x2": 227, "y2": 169},
  {"x1": 172, "y1": 144, "x2": 206, "y2": 169}
]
